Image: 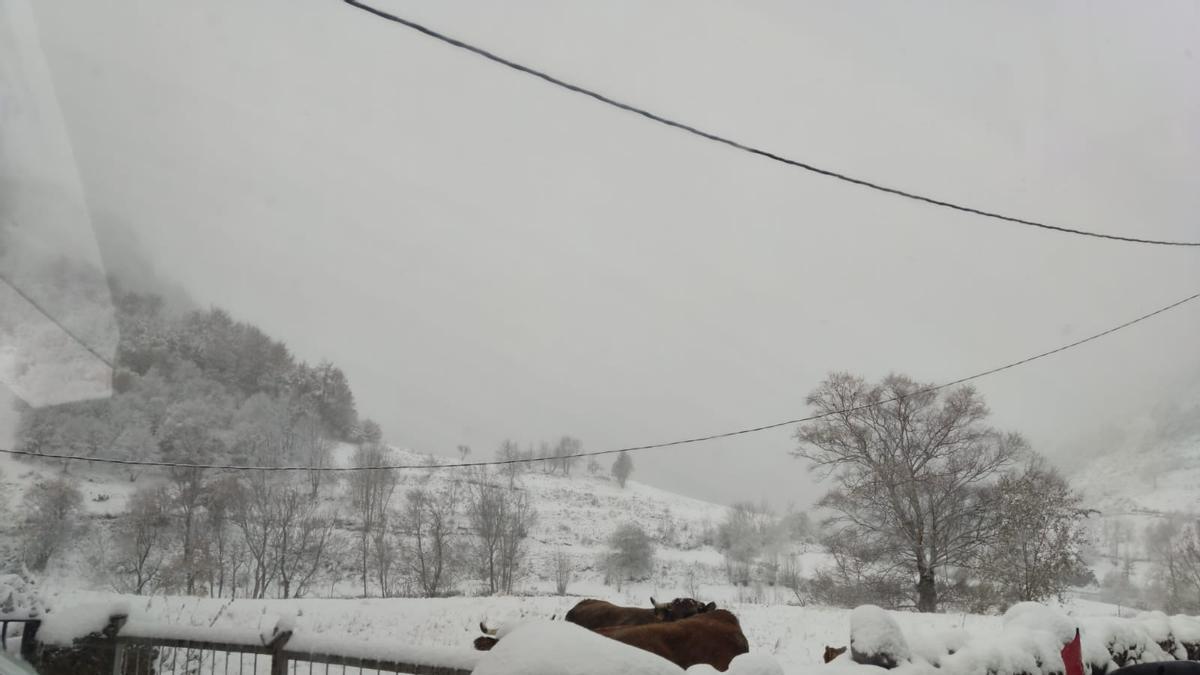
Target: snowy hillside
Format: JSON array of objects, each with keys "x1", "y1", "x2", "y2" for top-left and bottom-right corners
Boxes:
[
  {"x1": 370, "y1": 446, "x2": 743, "y2": 597},
  {"x1": 1071, "y1": 432, "x2": 1200, "y2": 516},
  {"x1": 0, "y1": 442, "x2": 823, "y2": 602}
]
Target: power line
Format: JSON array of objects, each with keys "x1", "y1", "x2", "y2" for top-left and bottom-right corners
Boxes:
[
  {"x1": 341, "y1": 0, "x2": 1200, "y2": 249},
  {"x1": 4, "y1": 289, "x2": 1197, "y2": 472},
  {"x1": 0, "y1": 270, "x2": 116, "y2": 369}
]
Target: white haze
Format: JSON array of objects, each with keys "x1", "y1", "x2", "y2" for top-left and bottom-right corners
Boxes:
[{"x1": 10, "y1": 0, "x2": 1200, "y2": 507}]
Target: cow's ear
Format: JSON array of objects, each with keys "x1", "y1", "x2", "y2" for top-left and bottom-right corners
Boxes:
[{"x1": 703, "y1": 602, "x2": 716, "y2": 612}]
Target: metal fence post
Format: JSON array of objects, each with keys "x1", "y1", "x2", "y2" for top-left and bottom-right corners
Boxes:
[
  {"x1": 268, "y1": 626, "x2": 293, "y2": 675},
  {"x1": 111, "y1": 641, "x2": 125, "y2": 675},
  {"x1": 104, "y1": 614, "x2": 129, "y2": 675},
  {"x1": 18, "y1": 619, "x2": 40, "y2": 662}
]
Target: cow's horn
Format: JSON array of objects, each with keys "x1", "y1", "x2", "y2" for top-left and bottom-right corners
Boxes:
[{"x1": 651, "y1": 596, "x2": 667, "y2": 609}]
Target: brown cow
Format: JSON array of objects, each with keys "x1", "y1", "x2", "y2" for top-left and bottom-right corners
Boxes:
[
  {"x1": 594, "y1": 609, "x2": 749, "y2": 671},
  {"x1": 824, "y1": 645, "x2": 847, "y2": 663},
  {"x1": 473, "y1": 598, "x2": 716, "y2": 651},
  {"x1": 565, "y1": 597, "x2": 714, "y2": 630}
]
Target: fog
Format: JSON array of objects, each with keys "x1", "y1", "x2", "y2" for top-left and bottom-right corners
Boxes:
[{"x1": 7, "y1": 0, "x2": 1200, "y2": 507}]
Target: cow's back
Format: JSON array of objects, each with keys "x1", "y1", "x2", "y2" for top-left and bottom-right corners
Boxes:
[
  {"x1": 598, "y1": 610, "x2": 749, "y2": 672},
  {"x1": 565, "y1": 599, "x2": 658, "y2": 630}
]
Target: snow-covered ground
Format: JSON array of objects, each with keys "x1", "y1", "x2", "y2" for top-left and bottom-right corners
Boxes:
[
  {"x1": 8, "y1": 590, "x2": 1168, "y2": 675},
  {"x1": 1073, "y1": 432, "x2": 1200, "y2": 517}
]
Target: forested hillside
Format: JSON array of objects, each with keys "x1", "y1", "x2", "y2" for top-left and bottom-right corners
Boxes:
[{"x1": 13, "y1": 265, "x2": 367, "y2": 471}]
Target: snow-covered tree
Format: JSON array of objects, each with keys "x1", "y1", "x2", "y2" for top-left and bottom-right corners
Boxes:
[
  {"x1": 794, "y1": 372, "x2": 1024, "y2": 612},
  {"x1": 401, "y1": 486, "x2": 461, "y2": 597},
  {"x1": 19, "y1": 476, "x2": 83, "y2": 571},
  {"x1": 113, "y1": 485, "x2": 172, "y2": 594},
  {"x1": 612, "y1": 451, "x2": 633, "y2": 488},
  {"x1": 979, "y1": 457, "x2": 1093, "y2": 604},
  {"x1": 348, "y1": 444, "x2": 398, "y2": 597},
  {"x1": 604, "y1": 522, "x2": 655, "y2": 587},
  {"x1": 468, "y1": 469, "x2": 535, "y2": 595}
]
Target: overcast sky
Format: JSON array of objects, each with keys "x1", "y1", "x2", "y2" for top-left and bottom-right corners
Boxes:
[{"x1": 14, "y1": 0, "x2": 1200, "y2": 507}]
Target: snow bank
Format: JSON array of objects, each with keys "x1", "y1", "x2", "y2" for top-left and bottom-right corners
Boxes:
[
  {"x1": 117, "y1": 620, "x2": 276, "y2": 647},
  {"x1": 932, "y1": 629, "x2": 1053, "y2": 675},
  {"x1": 1171, "y1": 615, "x2": 1200, "y2": 644},
  {"x1": 37, "y1": 599, "x2": 129, "y2": 646},
  {"x1": 726, "y1": 653, "x2": 785, "y2": 675},
  {"x1": 292, "y1": 633, "x2": 480, "y2": 671},
  {"x1": 471, "y1": 620, "x2": 682, "y2": 675},
  {"x1": 683, "y1": 654, "x2": 784, "y2": 675},
  {"x1": 851, "y1": 605, "x2": 911, "y2": 668},
  {"x1": 1079, "y1": 616, "x2": 1172, "y2": 668},
  {"x1": 0, "y1": 574, "x2": 43, "y2": 620},
  {"x1": 1136, "y1": 611, "x2": 1174, "y2": 645},
  {"x1": 1004, "y1": 603, "x2": 1076, "y2": 644},
  {"x1": 905, "y1": 626, "x2": 970, "y2": 666}
]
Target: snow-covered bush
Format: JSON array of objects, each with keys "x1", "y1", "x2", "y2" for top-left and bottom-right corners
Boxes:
[
  {"x1": 18, "y1": 476, "x2": 83, "y2": 571},
  {"x1": 850, "y1": 604, "x2": 910, "y2": 668},
  {"x1": 0, "y1": 572, "x2": 43, "y2": 619},
  {"x1": 604, "y1": 522, "x2": 655, "y2": 588}
]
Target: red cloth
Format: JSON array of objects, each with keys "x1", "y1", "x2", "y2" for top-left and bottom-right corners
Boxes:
[{"x1": 1062, "y1": 628, "x2": 1085, "y2": 675}]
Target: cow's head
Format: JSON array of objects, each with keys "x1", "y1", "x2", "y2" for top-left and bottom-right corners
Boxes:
[
  {"x1": 650, "y1": 597, "x2": 717, "y2": 621},
  {"x1": 824, "y1": 645, "x2": 847, "y2": 663}
]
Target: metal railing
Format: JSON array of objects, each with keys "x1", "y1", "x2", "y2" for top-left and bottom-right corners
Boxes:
[
  {"x1": 0, "y1": 617, "x2": 40, "y2": 661},
  {"x1": 18, "y1": 615, "x2": 473, "y2": 675}
]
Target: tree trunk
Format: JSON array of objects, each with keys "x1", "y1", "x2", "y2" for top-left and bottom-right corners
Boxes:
[
  {"x1": 916, "y1": 567, "x2": 937, "y2": 612},
  {"x1": 183, "y1": 510, "x2": 195, "y2": 595}
]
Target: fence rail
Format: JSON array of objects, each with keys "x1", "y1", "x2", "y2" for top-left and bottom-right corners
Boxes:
[
  {"x1": 0, "y1": 617, "x2": 40, "y2": 661},
  {"x1": 10, "y1": 614, "x2": 473, "y2": 675}
]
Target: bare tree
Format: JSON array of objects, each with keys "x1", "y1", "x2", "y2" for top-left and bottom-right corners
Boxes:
[
  {"x1": 168, "y1": 466, "x2": 210, "y2": 595},
  {"x1": 272, "y1": 480, "x2": 336, "y2": 599},
  {"x1": 716, "y1": 502, "x2": 778, "y2": 586},
  {"x1": 348, "y1": 444, "x2": 398, "y2": 596},
  {"x1": 793, "y1": 373, "x2": 1023, "y2": 612},
  {"x1": 203, "y1": 476, "x2": 242, "y2": 598},
  {"x1": 779, "y1": 554, "x2": 806, "y2": 604},
  {"x1": 457, "y1": 445, "x2": 471, "y2": 463},
  {"x1": 229, "y1": 475, "x2": 281, "y2": 599},
  {"x1": 498, "y1": 488, "x2": 535, "y2": 594},
  {"x1": 1147, "y1": 517, "x2": 1200, "y2": 613},
  {"x1": 612, "y1": 451, "x2": 633, "y2": 488},
  {"x1": 553, "y1": 549, "x2": 572, "y2": 596},
  {"x1": 113, "y1": 485, "x2": 172, "y2": 594},
  {"x1": 401, "y1": 485, "x2": 461, "y2": 597},
  {"x1": 468, "y1": 469, "x2": 506, "y2": 594},
  {"x1": 468, "y1": 469, "x2": 536, "y2": 595},
  {"x1": 537, "y1": 441, "x2": 554, "y2": 475},
  {"x1": 295, "y1": 412, "x2": 333, "y2": 498},
  {"x1": 553, "y1": 436, "x2": 582, "y2": 477},
  {"x1": 496, "y1": 440, "x2": 522, "y2": 488}
]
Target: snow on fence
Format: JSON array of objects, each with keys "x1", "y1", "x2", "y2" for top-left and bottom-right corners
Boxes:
[
  {"x1": 846, "y1": 604, "x2": 1200, "y2": 675},
  {"x1": 14, "y1": 612, "x2": 477, "y2": 675}
]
